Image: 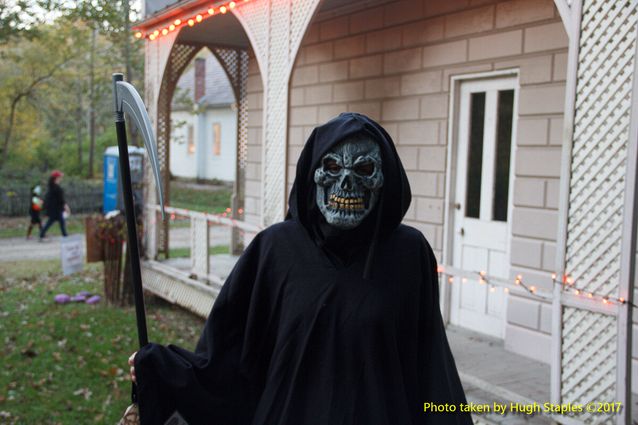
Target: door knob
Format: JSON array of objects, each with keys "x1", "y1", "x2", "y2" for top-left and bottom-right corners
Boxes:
[
  {"x1": 459, "y1": 227, "x2": 465, "y2": 236},
  {"x1": 454, "y1": 202, "x2": 461, "y2": 210}
]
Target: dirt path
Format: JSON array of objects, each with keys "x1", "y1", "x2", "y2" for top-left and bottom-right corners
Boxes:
[{"x1": 0, "y1": 226, "x2": 231, "y2": 262}]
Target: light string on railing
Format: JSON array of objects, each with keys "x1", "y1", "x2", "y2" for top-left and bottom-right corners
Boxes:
[
  {"x1": 142, "y1": 205, "x2": 636, "y2": 308},
  {"x1": 550, "y1": 272, "x2": 636, "y2": 308},
  {"x1": 436, "y1": 266, "x2": 635, "y2": 308},
  {"x1": 134, "y1": 0, "x2": 251, "y2": 41}
]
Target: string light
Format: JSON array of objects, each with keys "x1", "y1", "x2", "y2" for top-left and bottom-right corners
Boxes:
[
  {"x1": 134, "y1": 1, "x2": 252, "y2": 40},
  {"x1": 141, "y1": 205, "x2": 635, "y2": 311}
]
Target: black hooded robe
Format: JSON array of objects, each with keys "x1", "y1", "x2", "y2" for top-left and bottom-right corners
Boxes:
[{"x1": 134, "y1": 112, "x2": 473, "y2": 425}]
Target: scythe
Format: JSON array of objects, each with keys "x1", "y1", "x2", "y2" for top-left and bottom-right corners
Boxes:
[{"x1": 111, "y1": 74, "x2": 186, "y2": 425}]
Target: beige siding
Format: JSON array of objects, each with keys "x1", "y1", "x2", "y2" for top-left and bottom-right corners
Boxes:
[
  {"x1": 285, "y1": 0, "x2": 568, "y2": 362},
  {"x1": 244, "y1": 51, "x2": 263, "y2": 235}
]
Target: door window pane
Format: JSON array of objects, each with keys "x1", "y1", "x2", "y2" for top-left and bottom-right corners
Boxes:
[
  {"x1": 466, "y1": 92, "x2": 485, "y2": 218},
  {"x1": 492, "y1": 90, "x2": 514, "y2": 222}
]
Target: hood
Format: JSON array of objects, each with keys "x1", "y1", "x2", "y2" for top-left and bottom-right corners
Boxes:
[{"x1": 285, "y1": 112, "x2": 412, "y2": 279}]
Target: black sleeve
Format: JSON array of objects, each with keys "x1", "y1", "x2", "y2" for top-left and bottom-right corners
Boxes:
[
  {"x1": 418, "y1": 236, "x2": 473, "y2": 425},
  {"x1": 134, "y1": 232, "x2": 269, "y2": 425}
]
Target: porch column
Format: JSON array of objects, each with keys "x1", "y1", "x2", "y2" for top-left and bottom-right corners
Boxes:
[
  {"x1": 143, "y1": 33, "x2": 178, "y2": 259},
  {"x1": 553, "y1": 1, "x2": 638, "y2": 424},
  {"x1": 233, "y1": 0, "x2": 321, "y2": 226}
]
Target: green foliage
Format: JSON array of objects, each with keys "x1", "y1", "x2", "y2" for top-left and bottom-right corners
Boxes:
[{"x1": 0, "y1": 1, "x2": 144, "y2": 180}]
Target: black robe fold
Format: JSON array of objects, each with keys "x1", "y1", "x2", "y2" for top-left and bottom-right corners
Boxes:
[{"x1": 135, "y1": 112, "x2": 472, "y2": 425}]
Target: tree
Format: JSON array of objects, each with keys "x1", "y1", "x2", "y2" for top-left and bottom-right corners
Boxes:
[{"x1": 0, "y1": 23, "x2": 77, "y2": 169}]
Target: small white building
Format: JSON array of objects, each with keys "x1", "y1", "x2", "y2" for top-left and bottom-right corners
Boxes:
[{"x1": 169, "y1": 51, "x2": 237, "y2": 182}]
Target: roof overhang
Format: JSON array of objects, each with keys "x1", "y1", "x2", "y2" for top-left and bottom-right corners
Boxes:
[{"x1": 133, "y1": 0, "x2": 250, "y2": 47}]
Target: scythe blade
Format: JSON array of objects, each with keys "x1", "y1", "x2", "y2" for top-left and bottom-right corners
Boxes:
[{"x1": 113, "y1": 78, "x2": 165, "y2": 219}]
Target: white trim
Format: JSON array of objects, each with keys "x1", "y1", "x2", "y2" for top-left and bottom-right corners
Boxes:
[
  {"x1": 554, "y1": 0, "x2": 574, "y2": 38},
  {"x1": 551, "y1": 0, "x2": 582, "y2": 406},
  {"x1": 615, "y1": 14, "x2": 638, "y2": 425}
]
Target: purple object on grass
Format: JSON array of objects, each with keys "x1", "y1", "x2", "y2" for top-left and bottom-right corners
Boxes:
[
  {"x1": 54, "y1": 294, "x2": 71, "y2": 304},
  {"x1": 85, "y1": 295, "x2": 101, "y2": 305},
  {"x1": 70, "y1": 295, "x2": 86, "y2": 302}
]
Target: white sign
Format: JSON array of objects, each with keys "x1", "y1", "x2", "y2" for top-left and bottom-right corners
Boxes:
[{"x1": 61, "y1": 235, "x2": 84, "y2": 276}]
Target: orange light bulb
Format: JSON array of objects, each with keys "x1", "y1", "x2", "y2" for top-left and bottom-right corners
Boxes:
[
  {"x1": 208, "y1": 7, "x2": 215, "y2": 14},
  {"x1": 162, "y1": 28, "x2": 168, "y2": 35},
  {"x1": 188, "y1": 19, "x2": 195, "y2": 26},
  {"x1": 196, "y1": 14, "x2": 203, "y2": 22},
  {"x1": 153, "y1": 30, "x2": 160, "y2": 36},
  {"x1": 229, "y1": 1, "x2": 236, "y2": 8},
  {"x1": 220, "y1": 5, "x2": 227, "y2": 13},
  {"x1": 174, "y1": 19, "x2": 181, "y2": 25},
  {"x1": 169, "y1": 24, "x2": 175, "y2": 31},
  {"x1": 135, "y1": 32, "x2": 142, "y2": 38}
]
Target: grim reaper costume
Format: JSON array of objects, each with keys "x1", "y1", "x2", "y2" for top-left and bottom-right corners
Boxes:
[{"x1": 134, "y1": 112, "x2": 472, "y2": 425}]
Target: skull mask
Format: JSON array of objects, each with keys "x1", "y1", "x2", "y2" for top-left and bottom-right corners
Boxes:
[{"x1": 314, "y1": 136, "x2": 384, "y2": 229}]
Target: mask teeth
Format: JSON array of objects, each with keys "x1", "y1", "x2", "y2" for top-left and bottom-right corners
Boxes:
[{"x1": 329, "y1": 195, "x2": 365, "y2": 211}]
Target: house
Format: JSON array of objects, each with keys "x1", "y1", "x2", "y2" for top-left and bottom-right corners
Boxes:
[
  {"x1": 134, "y1": 1, "x2": 638, "y2": 423},
  {"x1": 169, "y1": 50, "x2": 237, "y2": 182}
]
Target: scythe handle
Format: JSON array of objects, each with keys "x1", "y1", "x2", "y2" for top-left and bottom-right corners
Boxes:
[{"x1": 114, "y1": 116, "x2": 149, "y2": 349}]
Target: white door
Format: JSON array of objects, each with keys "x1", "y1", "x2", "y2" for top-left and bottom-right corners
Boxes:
[{"x1": 450, "y1": 77, "x2": 517, "y2": 339}]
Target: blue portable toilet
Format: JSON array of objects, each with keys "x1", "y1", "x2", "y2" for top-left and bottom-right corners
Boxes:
[{"x1": 103, "y1": 146, "x2": 146, "y2": 214}]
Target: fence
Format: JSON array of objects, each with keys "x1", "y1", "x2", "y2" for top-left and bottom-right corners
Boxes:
[{"x1": 0, "y1": 182, "x2": 103, "y2": 217}]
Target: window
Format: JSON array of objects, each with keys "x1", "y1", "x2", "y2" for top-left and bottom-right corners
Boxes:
[
  {"x1": 187, "y1": 125, "x2": 195, "y2": 155},
  {"x1": 212, "y1": 123, "x2": 221, "y2": 156},
  {"x1": 465, "y1": 92, "x2": 485, "y2": 219},
  {"x1": 493, "y1": 90, "x2": 514, "y2": 222}
]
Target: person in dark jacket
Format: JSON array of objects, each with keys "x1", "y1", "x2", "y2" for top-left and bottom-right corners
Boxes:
[
  {"x1": 128, "y1": 113, "x2": 472, "y2": 425},
  {"x1": 40, "y1": 170, "x2": 70, "y2": 241}
]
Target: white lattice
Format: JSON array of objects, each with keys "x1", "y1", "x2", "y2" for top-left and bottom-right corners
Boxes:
[
  {"x1": 234, "y1": 0, "x2": 321, "y2": 226},
  {"x1": 562, "y1": 0, "x2": 638, "y2": 418}
]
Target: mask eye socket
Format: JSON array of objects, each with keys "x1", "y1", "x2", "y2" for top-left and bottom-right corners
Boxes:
[
  {"x1": 354, "y1": 162, "x2": 374, "y2": 176},
  {"x1": 323, "y1": 158, "x2": 342, "y2": 174}
]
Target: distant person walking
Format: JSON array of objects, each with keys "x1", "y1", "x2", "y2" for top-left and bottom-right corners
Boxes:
[
  {"x1": 26, "y1": 184, "x2": 43, "y2": 239},
  {"x1": 40, "y1": 170, "x2": 71, "y2": 241}
]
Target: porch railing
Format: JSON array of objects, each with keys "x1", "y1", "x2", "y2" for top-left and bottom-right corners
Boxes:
[{"x1": 151, "y1": 204, "x2": 262, "y2": 285}]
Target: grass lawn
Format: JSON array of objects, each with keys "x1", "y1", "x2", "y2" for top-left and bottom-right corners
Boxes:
[
  {"x1": 170, "y1": 186, "x2": 232, "y2": 214},
  {"x1": 167, "y1": 245, "x2": 230, "y2": 259},
  {"x1": 0, "y1": 260, "x2": 205, "y2": 424}
]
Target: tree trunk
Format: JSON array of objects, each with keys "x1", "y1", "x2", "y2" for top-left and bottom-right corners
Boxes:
[
  {"x1": 76, "y1": 85, "x2": 83, "y2": 175},
  {"x1": 88, "y1": 27, "x2": 97, "y2": 178}
]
